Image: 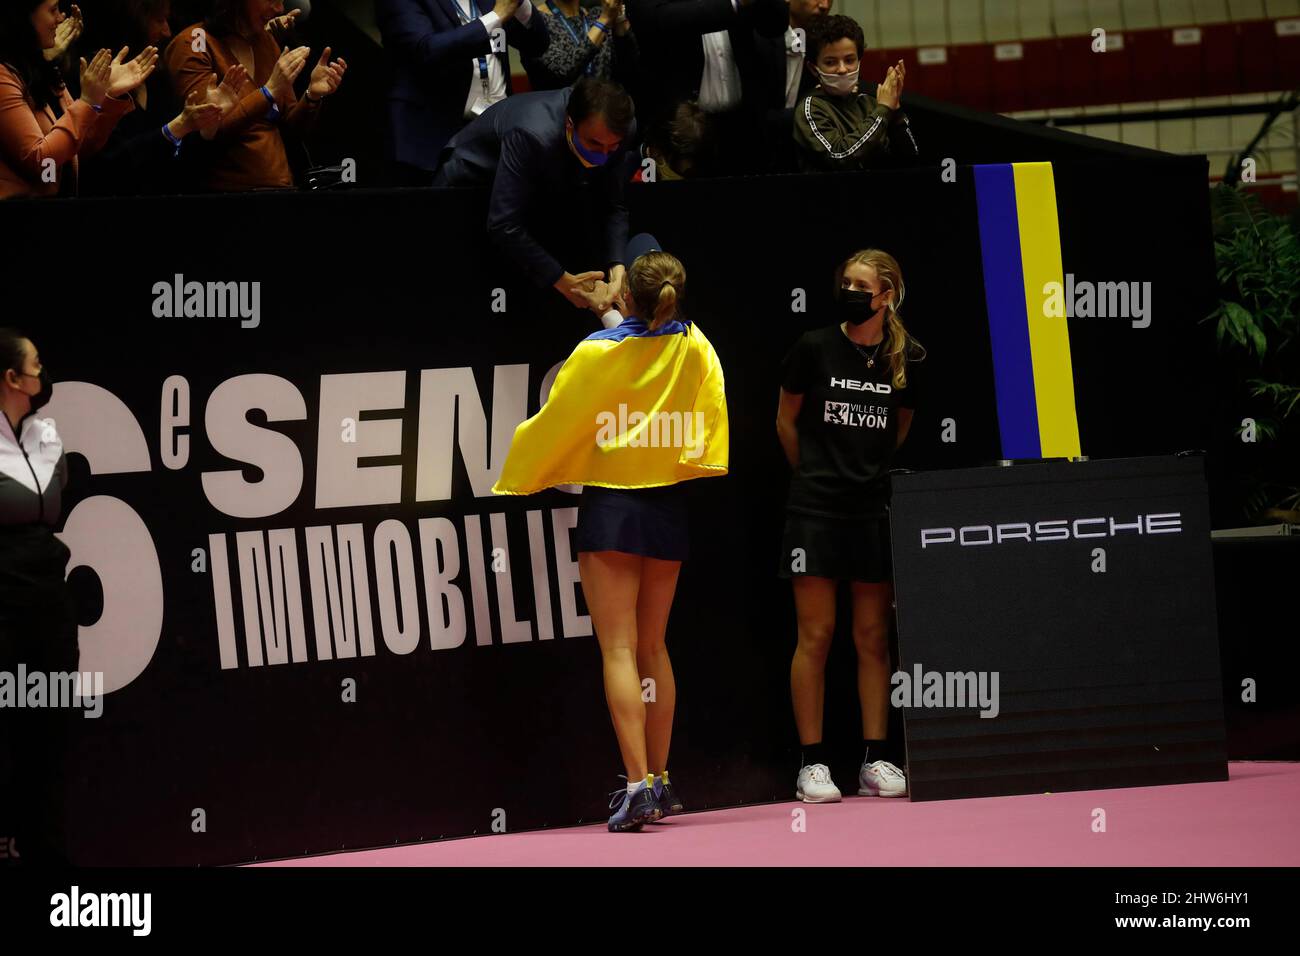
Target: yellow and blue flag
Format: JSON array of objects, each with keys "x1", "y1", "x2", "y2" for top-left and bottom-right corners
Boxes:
[
  {"x1": 492, "y1": 316, "x2": 729, "y2": 495},
  {"x1": 973, "y1": 161, "x2": 1081, "y2": 459}
]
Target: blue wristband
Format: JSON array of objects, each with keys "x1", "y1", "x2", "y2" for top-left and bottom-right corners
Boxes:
[
  {"x1": 90, "y1": 103, "x2": 103, "y2": 113},
  {"x1": 260, "y1": 85, "x2": 281, "y2": 122},
  {"x1": 591, "y1": 19, "x2": 609, "y2": 33},
  {"x1": 161, "y1": 123, "x2": 183, "y2": 156}
]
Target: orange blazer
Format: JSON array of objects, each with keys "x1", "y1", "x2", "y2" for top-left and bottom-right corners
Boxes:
[
  {"x1": 164, "y1": 23, "x2": 322, "y2": 192},
  {"x1": 0, "y1": 63, "x2": 132, "y2": 199}
]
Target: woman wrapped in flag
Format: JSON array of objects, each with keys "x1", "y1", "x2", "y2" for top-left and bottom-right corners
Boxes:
[{"x1": 492, "y1": 234, "x2": 729, "y2": 831}]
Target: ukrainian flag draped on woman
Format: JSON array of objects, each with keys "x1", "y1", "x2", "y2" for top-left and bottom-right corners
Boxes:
[{"x1": 492, "y1": 315, "x2": 730, "y2": 495}]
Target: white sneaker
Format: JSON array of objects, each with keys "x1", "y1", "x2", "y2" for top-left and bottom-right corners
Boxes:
[
  {"x1": 858, "y1": 759, "x2": 908, "y2": 797},
  {"x1": 796, "y1": 763, "x2": 842, "y2": 803}
]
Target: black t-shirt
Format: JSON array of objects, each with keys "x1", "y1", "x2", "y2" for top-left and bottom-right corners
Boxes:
[{"x1": 780, "y1": 324, "x2": 919, "y2": 518}]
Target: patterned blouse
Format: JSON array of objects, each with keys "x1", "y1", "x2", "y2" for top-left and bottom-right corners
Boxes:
[{"x1": 522, "y1": 2, "x2": 640, "y2": 90}]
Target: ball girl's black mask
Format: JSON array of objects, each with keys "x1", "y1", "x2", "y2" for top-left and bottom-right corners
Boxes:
[
  {"x1": 837, "y1": 287, "x2": 882, "y2": 325},
  {"x1": 17, "y1": 368, "x2": 53, "y2": 412}
]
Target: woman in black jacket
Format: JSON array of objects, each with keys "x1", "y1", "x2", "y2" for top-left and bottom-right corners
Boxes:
[{"x1": 0, "y1": 328, "x2": 75, "y2": 866}]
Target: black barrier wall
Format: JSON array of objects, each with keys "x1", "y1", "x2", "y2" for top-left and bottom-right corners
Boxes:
[
  {"x1": 891, "y1": 456, "x2": 1228, "y2": 801},
  {"x1": 0, "y1": 154, "x2": 1221, "y2": 865}
]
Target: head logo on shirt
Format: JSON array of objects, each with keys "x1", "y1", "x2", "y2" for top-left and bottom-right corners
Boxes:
[{"x1": 830, "y1": 376, "x2": 892, "y2": 393}]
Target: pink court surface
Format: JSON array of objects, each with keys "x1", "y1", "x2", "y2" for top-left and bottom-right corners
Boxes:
[{"x1": 254, "y1": 761, "x2": 1299, "y2": 867}]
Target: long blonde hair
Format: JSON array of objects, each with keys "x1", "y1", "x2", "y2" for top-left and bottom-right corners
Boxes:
[
  {"x1": 628, "y1": 251, "x2": 686, "y2": 330},
  {"x1": 833, "y1": 248, "x2": 926, "y2": 390}
]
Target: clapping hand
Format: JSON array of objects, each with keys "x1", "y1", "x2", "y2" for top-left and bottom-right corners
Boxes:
[
  {"x1": 44, "y1": 3, "x2": 83, "y2": 62},
  {"x1": 106, "y1": 45, "x2": 158, "y2": 98},
  {"x1": 876, "y1": 59, "x2": 905, "y2": 108},
  {"x1": 169, "y1": 86, "x2": 223, "y2": 139},
  {"x1": 197, "y1": 65, "x2": 253, "y2": 139},
  {"x1": 265, "y1": 9, "x2": 301, "y2": 43},
  {"x1": 77, "y1": 48, "x2": 111, "y2": 107},
  {"x1": 266, "y1": 45, "x2": 311, "y2": 105},
  {"x1": 307, "y1": 47, "x2": 348, "y2": 100},
  {"x1": 878, "y1": 63, "x2": 899, "y2": 109}
]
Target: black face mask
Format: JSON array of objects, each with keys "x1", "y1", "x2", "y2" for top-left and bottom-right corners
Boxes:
[
  {"x1": 837, "y1": 288, "x2": 879, "y2": 325},
  {"x1": 19, "y1": 368, "x2": 53, "y2": 412}
]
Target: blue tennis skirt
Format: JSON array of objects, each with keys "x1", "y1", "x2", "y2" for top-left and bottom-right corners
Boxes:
[{"x1": 574, "y1": 484, "x2": 689, "y2": 561}]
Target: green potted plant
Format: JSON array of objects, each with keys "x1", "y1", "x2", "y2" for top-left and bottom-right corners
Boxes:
[{"x1": 1206, "y1": 185, "x2": 1299, "y2": 525}]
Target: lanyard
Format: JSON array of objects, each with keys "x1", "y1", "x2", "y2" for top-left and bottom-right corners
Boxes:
[
  {"x1": 548, "y1": 3, "x2": 597, "y2": 75},
  {"x1": 451, "y1": 0, "x2": 491, "y2": 94}
]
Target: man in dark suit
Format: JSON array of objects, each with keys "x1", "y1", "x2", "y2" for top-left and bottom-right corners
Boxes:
[
  {"x1": 433, "y1": 77, "x2": 638, "y2": 312},
  {"x1": 378, "y1": 0, "x2": 550, "y2": 181},
  {"x1": 753, "y1": 0, "x2": 828, "y2": 110},
  {"x1": 624, "y1": 0, "x2": 788, "y2": 175},
  {"x1": 752, "y1": 0, "x2": 829, "y2": 171}
]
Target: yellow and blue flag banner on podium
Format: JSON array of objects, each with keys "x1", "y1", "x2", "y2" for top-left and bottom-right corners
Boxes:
[{"x1": 973, "y1": 161, "x2": 1081, "y2": 459}]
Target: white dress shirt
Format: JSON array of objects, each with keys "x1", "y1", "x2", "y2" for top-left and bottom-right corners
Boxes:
[
  {"x1": 783, "y1": 24, "x2": 803, "y2": 108},
  {"x1": 459, "y1": 0, "x2": 534, "y2": 119},
  {"x1": 697, "y1": 0, "x2": 743, "y2": 113}
]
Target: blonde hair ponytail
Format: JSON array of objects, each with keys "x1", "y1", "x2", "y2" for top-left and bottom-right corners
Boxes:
[{"x1": 628, "y1": 251, "x2": 686, "y2": 330}]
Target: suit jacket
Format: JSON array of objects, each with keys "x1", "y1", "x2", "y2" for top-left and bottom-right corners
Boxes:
[
  {"x1": 751, "y1": 27, "x2": 818, "y2": 173},
  {"x1": 378, "y1": 0, "x2": 550, "y2": 172},
  {"x1": 752, "y1": 26, "x2": 817, "y2": 111},
  {"x1": 623, "y1": 0, "x2": 788, "y2": 127},
  {"x1": 435, "y1": 87, "x2": 637, "y2": 288}
]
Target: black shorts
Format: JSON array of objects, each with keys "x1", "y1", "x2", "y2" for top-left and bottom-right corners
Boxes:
[
  {"x1": 777, "y1": 510, "x2": 893, "y2": 583},
  {"x1": 575, "y1": 485, "x2": 689, "y2": 562}
]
